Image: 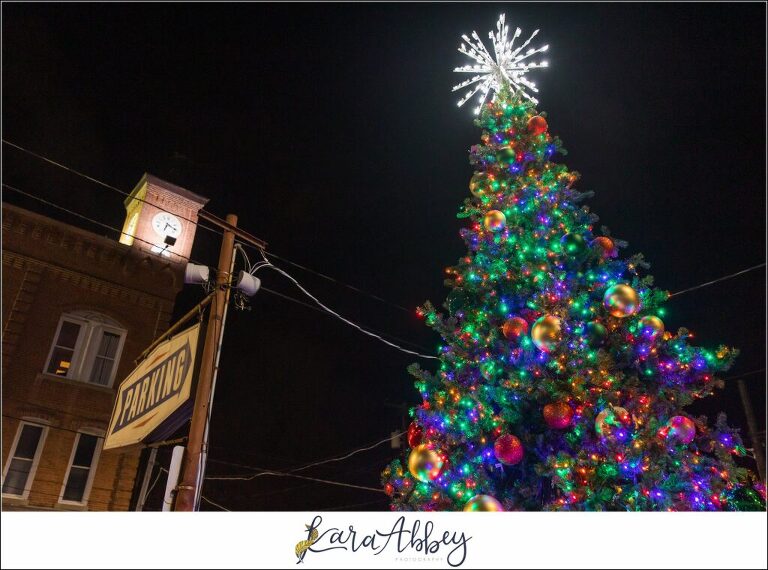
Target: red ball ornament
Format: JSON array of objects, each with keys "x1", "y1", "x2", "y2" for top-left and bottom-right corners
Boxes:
[
  {"x1": 384, "y1": 483, "x2": 394, "y2": 496},
  {"x1": 592, "y1": 236, "x2": 617, "y2": 259},
  {"x1": 543, "y1": 402, "x2": 574, "y2": 430},
  {"x1": 527, "y1": 115, "x2": 548, "y2": 135},
  {"x1": 501, "y1": 317, "x2": 528, "y2": 342},
  {"x1": 407, "y1": 422, "x2": 424, "y2": 448},
  {"x1": 494, "y1": 434, "x2": 524, "y2": 465},
  {"x1": 667, "y1": 416, "x2": 696, "y2": 444}
]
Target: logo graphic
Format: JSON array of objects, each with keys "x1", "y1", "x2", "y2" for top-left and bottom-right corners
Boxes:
[
  {"x1": 295, "y1": 524, "x2": 319, "y2": 564},
  {"x1": 292, "y1": 515, "x2": 471, "y2": 567}
]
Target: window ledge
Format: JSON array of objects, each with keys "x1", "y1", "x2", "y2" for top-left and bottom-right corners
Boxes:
[
  {"x1": 2, "y1": 495, "x2": 30, "y2": 506},
  {"x1": 38, "y1": 373, "x2": 115, "y2": 393},
  {"x1": 55, "y1": 502, "x2": 89, "y2": 511}
]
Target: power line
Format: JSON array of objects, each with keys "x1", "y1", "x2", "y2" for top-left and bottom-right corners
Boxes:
[
  {"x1": 199, "y1": 493, "x2": 389, "y2": 512},
  {"x1": 669, "y1": 263, "x2": 766, "y2": 297},
  {"x1": 724, "y1": 368, "x2": 766, "y2": 383},
  {"x1": 2, "y1": 183, "x2": 199, "y2": 265},
  {"x1": 7, "y1": 138, "x2": 766, "y2": 322},
  {"x1": 204, "y1": 430, "x2": 403, "y2": 483},
  {"x1": 201, "y1": 495, "x2": 231, "y2": 512},
  {"x1": 2, "y1": 139, "x2": 220, "y2": 236},
  {"x1": 256, "y1": 261, "x2": 438, "y2": 361},
  {"x1": 4, "y1": 138, "x2": 419, "y2": 315},
  {"x1": 261, "y1": 285, "x2": 431, "y2": 353},
  {"x1": 3, "y1": 183, "x2": 437, "y2": 366},
  {"x1": 205, "y1": 458, "x2": 384, "y2": 493},
  {"x1": 6, "y1": 181, "x2": 765, "y2": 364},
  {"x1": 322, "y1": 497, "x2": 390, "y2": 511},
  {"x1": 290, "y1": 431, "x2": 406, "y2": 474},
  {"x1": 0, "y1": 484, "x2": 116, "y2": 509},
  {"x1": 2, "y1": 414, "x2": 105, "y2": 439},
  {"x1": 261, "y1": 248, "x2": 411, "y2": 314}
]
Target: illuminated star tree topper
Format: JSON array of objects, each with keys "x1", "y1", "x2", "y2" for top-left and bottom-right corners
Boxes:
[{"x1": 452, "y1": 14, "x2": 549, "y2": 113}]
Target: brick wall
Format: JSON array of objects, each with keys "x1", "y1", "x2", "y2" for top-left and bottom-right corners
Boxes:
[{"x1": 2, "y1": 201, "x2": 193, "y2": 511}]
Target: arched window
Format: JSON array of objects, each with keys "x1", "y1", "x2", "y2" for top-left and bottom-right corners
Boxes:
[{"x1": 44, "y1": 311, "x2": 127, "y2": 387}]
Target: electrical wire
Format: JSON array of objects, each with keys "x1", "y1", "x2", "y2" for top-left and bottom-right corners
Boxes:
[
  {"x1": 205, "y1": 458, "x2": 384, "y2": 493},
  {"x1": 0, "y1": 483, "x2": 117, "y2": 509},
  {"x1": 141, "y1": 465, "x2": 163, "y2": 510},
  {"x1": 2, "y1": 414, "x2": 106, "y2": 438},
  {"x1": 321, "y1": 497, "x2": 390, "y2": 511},
  {"x1": 7, "y1": 139, "x2": 766, "y2": 327},
  {"x1": 289, "y1": 431, "x2": 406, "y2": 474},
  {"x1": 204, "y1": 430, "x2": 403, "y2": 481},
  {"x1": 2, "y1": 183, "x2": 200, "y2": 265},
  {"x1": 4, "y1": 138, "x2": 419, "y2": 315},
  {"x1": 252, "y1": 256, "x2": 438, "y2": 360},
  {"x1": 725, "y1": 368, "x2": 766, "y2": 382},
  {"x1": 669, "y1": 263, "x2": 766, "y2": 297},
  {"x1": 260, "y1": 285, "x2": 431, "y2": 353},
  {"x1": 4, "y1": 182, "x2": 433, "y2": 356},
  {"x1": 201, "y1": 494, "x2": 231, "y2": 511},
  {"x1": 256, "y1": 246, "x2": 412, "y2": 314},
  {"x1": 2, "y1": 139, "x2": 221, "y2": 236}
]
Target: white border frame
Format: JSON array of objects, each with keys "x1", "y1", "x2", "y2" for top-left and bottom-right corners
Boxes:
[
  {"x1": 1, "y1": 420, "x2": 50, "y2": 500},
  {"x1": 57, "y1": 429, "x2": 104, "y2": 507}
]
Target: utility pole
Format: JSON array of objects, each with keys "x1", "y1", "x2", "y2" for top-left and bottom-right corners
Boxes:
[
  {"x1": 174, "y1": 214, "x2": 238, "y2": 511},
  {"x1": 736, "y1": 378, "x2": 766, "y2": 482},
  {"x1": 154, "y1": 210, "x2": 265, "y2": 512}
]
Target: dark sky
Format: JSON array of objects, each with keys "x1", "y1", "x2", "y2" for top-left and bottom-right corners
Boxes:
[{"x1": 3, "y1": 3, "x2": 765, "y2": 511}]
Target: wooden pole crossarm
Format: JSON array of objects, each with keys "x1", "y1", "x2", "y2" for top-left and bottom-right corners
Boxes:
[{"x1": 198, "y1": 209, "x2": 267, "y2": 250}]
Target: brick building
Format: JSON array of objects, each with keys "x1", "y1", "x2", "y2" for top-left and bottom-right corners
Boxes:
[{"x1": 1, "y1": 174, "x2": 207, "y2": 510}]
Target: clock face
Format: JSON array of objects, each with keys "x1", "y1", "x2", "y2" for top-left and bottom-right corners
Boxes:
[{"x1": 151, "y1": 212, "x2": 183, "y2": 238}]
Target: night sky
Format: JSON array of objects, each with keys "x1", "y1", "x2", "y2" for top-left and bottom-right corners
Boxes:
[{"x1": 3, "y1": 3, "x2": 765, "y2": 511}]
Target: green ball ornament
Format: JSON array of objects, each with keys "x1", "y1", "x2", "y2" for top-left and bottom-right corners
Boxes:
[
  {"x1": 496, "y1": 145, "x2": 516, "y2": 165},
  {"x1": 446, "y1": 289, "x2": 468, "y2": 315},
  {"x1": 560, "y1": 233, "x2": 587, "y2": 256},
  {"x1": 584, "y1": 321, "x2": 608, "y2": 347}
]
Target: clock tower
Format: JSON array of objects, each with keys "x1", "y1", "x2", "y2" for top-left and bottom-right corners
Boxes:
[{"x1": 119, "y1": 173, "x2": 209, "y2": 264}]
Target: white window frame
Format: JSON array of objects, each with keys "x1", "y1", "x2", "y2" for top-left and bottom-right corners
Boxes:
[
  {"x1": 43, "y1": 311, "x2": 127, "y2": 388},
  {"x1": 1, "y1": 420, "x2": 50, "y2": 500},
  {"x1": 58, "y1": 429, "x2": 104, "y2": 507}
]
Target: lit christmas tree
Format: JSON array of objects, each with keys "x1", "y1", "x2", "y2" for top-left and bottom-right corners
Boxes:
[{"x1": 382, "y1": 15, "x2": 766, "y2": 511}]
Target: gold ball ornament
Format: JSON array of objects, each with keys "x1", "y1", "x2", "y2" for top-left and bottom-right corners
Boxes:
[
  {"x1": 638, "y1": 315, "x2": 664, "y2": 339},
  {"x1": 469, "y1": 172, "x2": 491, "y2": 198},
  {"x1": 531, "y1": 315, "x2": 562, "y2": 352},
  {"x1": 407, "y1": 444, "x2": 444, "y2": 483},
  {"x1": 603, "y1": 284, "x2": 640, "y2": 318},
  {"x1": 595, "y1": 406, "x2": 631, "y2": 436},
  {"x1": 483, "y1": 210, "x2": 506, "y2": 232},
  {"x1": 463, "y1": 494, "x2": 504, "y2": 512}
]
